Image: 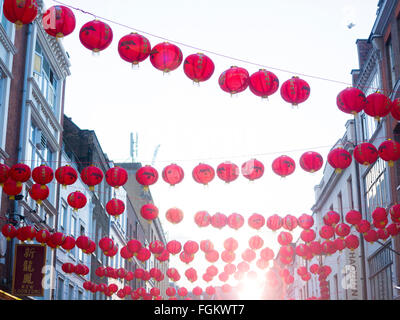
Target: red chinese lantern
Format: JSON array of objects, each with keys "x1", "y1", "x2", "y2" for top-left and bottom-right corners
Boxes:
[
  {"x1": 32, "y1": 164, "x2": 53, "y2": 187},
  {"x1": 241, "y1": 159, "x2": 264, "y2": 181},
  {"x1": 1, "y1": 224, "x2": 17, "y2": 240},
  {"x1": 327, "y1": 147, "x2": 352, "y2": 173},
  {"x1": 300, "y1": 229, "x2": 316, "y2": 243},
  {"x1": 211, "y1": 212, "x2": 228, "y2": 229},
  {"x1": 118, "y1": 32, "x2": 151, "y2": 66},
  {"x1": 336, "y1": 87, "x2": 366, "y2": 115},
  {"x1": 17, "y1": 226, "x2": 36, "y2": 242},
  {"x1": 99, "y1": 237, "x2": 114, "y2": 252},
  {"x1": 345, "y1": 235, "x2": 359, "y2": 251},
  {"x1": 377, "y1": 228, "x2": 390, "y2": 240},
  {"x1": 61, "y1": 236, "x2": 75, "y2": 252},
  {"x1": 83, "y1": 281, "x2": 93, "y2": 291},
  {"x1": 322, "y1": 240, "x2": 336, "y2": 255},
  {"x1": 106, "y1": 198, "x2": 125, "y2": 217},
  {"x1": 310, "y1": 241, "x2": 323, "y2": 256},
  {"x1": 301, "y1": 273, "x2": 312, "y2": 282},
  {"x1": 206, "y1": 265, "x2": 218, "y2": 277},
  {"x1": 206, "y1": 286, "x2": 216, "y2": 296},
  {"x1": 280, "y1": 76, "x2": 310, "y2": 106},
  {"x1": 183, "y1": 53, "x2": 215, "y2": 83},
  {"x1": 3, "y1": 0, "x2": 38, "y2": 26},
  {"x1": 127, "y1": 239, "x2": 142, "y2": 254},
  {"x1": 194, "y1": 211, "x2": 211, "y2": 227},
  {"x1": 355, "y1": 219, "x2": 371, "y2": 234},
  {"x1": 272, "y1": 155, "x2": 296, "y2": 177},
  {"x1": 136, "y1": 165, "x2": 159, "y2": 190},
  {"x1": 249, "y1": 235, "x2": 264, "y2": 250},
  {"x1": 165, "y1": 207, "x2": 184, "y2": 224},
  {"x1": 373, "y1": 218, "x2": 388, "y2": 229},
  {"x1": 55, "y1": 165, "x2": 78, "y2": 187},
  {"x1": 249, "y1": 69, "x2": 279, "y2": 99},
  {"x1": 364, "y1": 92, "x2": 392, "y2": 121},
  {"x1": 267, "y1": 214, "x2": 283, "y2": 231},
  {"x1": 260, "y1": 247, "x2": 275, "y2": 261},
  {"x1": 372, "y1": 207, "x2": 387, "y2": 221},
  {"x1": 297, "y1": 266, "x2": 308, "y2": 276},
  {"x1": 0, "y1": 163, "x2": 10, "y2": 187},
  {"x1": 345, "y1": 210, "x2": 362, "y2": 225},
  {"x1": 391, "y1": 98, "x2": 400, "y2": 120},
  {"x1": 378, "y1": 139, "x2": 400, "y2": 167},
  {"x1": 218, "y1": 271, "x2": 229, "y2": 282},
  {"x1": 80, "y1": 165, "x2": 103, "y2": 191},
  {"x1": 166, "y1": 240, "x2": 182, "y2": 255},
  {"x1": 42, "y1": 5, "x2": 76, "y2": 38},
  {"x1": 387, "y1": 224, "x2": 400, "y2": 237},
  {"x1": 237, "y1": 261, "x2": 250, "y2": 273},
  {"x1": 120, "y1": 246, "x2": 134, "y2": 261},
  {"x1": 192, "y1": 163, "x2": 215, "y2": 185},
  {"x1": 62, "y1": 263, "x2": 75, "y2": 274},
  {"x1": 282, "y1": 214, "x2": 298, "y2": 231},
  {"x1": 323, "y1": 211, "x2": 341, "y2": 226},
  {"x1": 310, "y1": 264, "x2": 319, "y2": 274},
  {"x1": 221, "y1": 250, "x2": 236, "y2": 263},
  {"x1": 200, "y1": 239, "x2": 214, "y2": 253},
  {"x1": 192, "y1": 286, "x2": 203, "y2": 296},
  {"x1": 9, "y1": 163, "x2": 31, "y2": 187},
  {"x1": 353, "y1": 143, "x2": 378, "y2": 166},
  {"x1": 136, "y1": 247, "x2": 151, "y2": 262},
  {"x1": 2, "y1": 178, "x2": 22, "y2": 200},
  {"x1": 150, "y1": 42, "x2": 183, "y2": 73},
  {"x1": 75, "y1": 235, "x2": 90, "y2": 252},
  {"x1": 217, "y1": 161, "x2": 239, "y2": 183},
  {"x1": 162, "y1": 163, "x2": 184, "y2": 186},
  {"x1": 185, "y1": 267, "x2": 198, "y2": 282},
  {"x1": 183, "y1": 240, "x2": 199, "y2": 255},
  {"x1": 150, "y1": 287, "x2": 161, "y2": 297},
  {"x1": 298, "y1": 214, "x2": 314, "y2": 230},
  {"x1": 390, "y1": 204, "x2": 400, "y2": 220},
  {"x1": 180, "y1": 250, "x2": 195, "y2": 264},
  {"x1": 319, "y1": 225, "x2": 335, "y2": 240},
  {"x1": 218, "y1": 66, "x2": 249, "y2": 95},
  {"x1": 248, "y1": 213, "x2": 265, "y2": 230},
  {"x1": 79, "y1": 20, "x2": 113, "y2": 53},
  {"x1": 333, "y1": 238, "x2": 346, "y2": 251},
  {"x1": 224, "y1": 263, "x2": 236, "y2": 275},
  {"x1": 149, "y1": 240, "x2": 165, "y2": 256},
  {"x1": 29, "y1": 184, "x2": 49, "y2": 205},
  {"x1": 364, "y1": 230, "x2": 378, "y2": 243},
  {"x1": 256, "y1": 259, "x2": 269, "y2": 270},
  {"x1": 105, "y1": 167, "x2": 128, "y2": 189},
  {"x1": 166, "y1": 287, "x2": 176, "y2": 297},
  {"x1": 140, "y1": 203, "x2": 159, "y2": 223},
  {"x1": 67, "y1": 191, "x2": 87, "y2": 211},
  {"x1": 241, "y1": 249, "x2": 256, "y2": 263},
  {"x1": 50, "y1": 232, "x2": 66, "y2": 248},
  {"x1": 224, "y1": 237, "x2": 238, "y2": 252},
  {"x1": 299, "y1": 151, "x2": 324, "y2": 173},
  {"x1": 227, "y1": 213, "x2": 245, "y2": 230},
  {"x1": 335, "y1": 223, "x2": 351, "y2": 238}
]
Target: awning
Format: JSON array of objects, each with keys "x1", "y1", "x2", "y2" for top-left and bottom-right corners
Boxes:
[{"x1": 0, "y1": 289, "x2": 21, "y2": 300}]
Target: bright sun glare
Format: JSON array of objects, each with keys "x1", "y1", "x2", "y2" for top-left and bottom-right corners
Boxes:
[{"x1": 238, "y1": 277, "x2": 265, "y2": 300}]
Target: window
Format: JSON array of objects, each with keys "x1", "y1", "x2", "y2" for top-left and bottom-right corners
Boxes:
[
  {"x1": 57, "y1": 277, "x2": 64, "y2": 300},
  {"x1": 347, "y1": 177, "x2": 354, "y2": 210},
  {"x1": 369, "y1": 243, "x2": 394, "y2": 300},
  {"x1": 337, "y1": 192, "x2": 343, "y2": 221},
  {"x1": 70, "y1": 215, "x2": 76, "y2": 257},
  {"x1": 33, "y1": 41, "x2": 58, "y2": 110},
  {"x1": 79, "y1": 225, "x2": 85, "y2": 262},
  {"x1": 364, "y1": 158, "x2": 389, "y2": 221},
  {"x1": 334, "y1": 274, "x2": 339, "y2": 300},
  {"x1": 59, "y1": 201, "x2": 67, "y2": 232},
  {"x1": 78, "y1": 290, "x2": 83, "y2": 300},
  {"x1": 386, "y1": 36, "x2": 396, "y2": 90},
  {"x1": 68, "y1": 284, "x2": 74, "y2": 300}
]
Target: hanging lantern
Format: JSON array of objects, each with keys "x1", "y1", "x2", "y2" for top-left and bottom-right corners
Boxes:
[
  {"x1": 224, "y1": 237, "x2": 238, "y2": 252},
  {"x1": 162, "y1": 163, "x2": 184, "y2": 186},
  {"x1": 183, "y1": 53, "x2": 215, "y2": 83},
  {"x1": 165, "y1": 207, "x2": 184, "y2": 224},
  {"x1": 3, "y1": 0, "x2": 38, "y2": 27},
  {"x1": 390, "y1": 204, "x2": 400, "y2": 220},
  {"x1": 323, "y1": 211, "x2": 341, "y2": 226},
  {"x1": 136, "y1": 247, "x2": 151, "y2": 262},
  {"x1": 364, "y1": 92, "x2": 392, "y2": 121},
  {"x1": 0, "y1": 163, "x2": 10, "y2": 187},
  {"x1": 120, "y1": 246, "x2": 134, "y2": 261},
  {"x1": 218, "y1": 271, "x2": 229, "y2": 282},
  {"x1": 373, "y1": 217, "x2": 388, "y2": 229},
  {"x1": 217, "y1": 161, "x2": 239, "y2": 183},
  {"x1": 177, "y1": 287, "x2": 188, "y2": 297},
  {"x1": 391, "y1": 97, "x2": 400, "y2": 120},
  {"x1": 310, "y1": 241, "x2": 323, "y2": 256},
  {"x1": 300, "y1": 229, "x2": 316, "y2": 243},
  {"x1": 140, "y1": 203, "x2": 159, "y2": 223},
  {"x1": 205, "y1": 250, "x2": 219, "y2": 263},
  {"x1": 118, "y1": 33, "x2": 151, "y2": 66},
  {"x1": 249, "y1": 69, "x2": 279, "y2": 99},
  {"x1": 2, "y1": 178, "x2": 22, "y2": 200},
  {"x1": 280, "y1": 76, "x2": 310, "y2": 106},
  {"x1": 295, "y1": 243, "x2": 312, "y2": 257},
  {"x1": 75, "y1": 235, "x2": 90, "y2": 252},
  {"x1": 55, "y1": 165, "x2": 78, "y2": 187},
  {"x1": 80, "y1": 165, "x2": 104, "y2": 191},
  {"x1": 377, "y1": 228, "x2": 390, "y2": 240},
  {"x1": 260, "y1": 247, "x2": 275, "y2": 261},
  {"x1": 297, "y1": 266, "x2": 308, "y2": 276},
  {"x1": 192, "y1": 163, "x2": 215, "y2": 185},
  {"x1": 67, "y1": 191, "x2": 87, "y2": 211},
  {"x1": 221, "y1": 250, "x2": 236, "y2": 263},
  {"x1": 248, "y1": 213, "x2": 265, "y2": 230},
  {"x1": 322, "y1": 240, "x2": 337, "y2": 255},
  {"x1": 327, "y1": 147, "x2": 352, "y2": 173},
  {"x1": 299, "y1": 151, "x2": 324, "y2": 173},
  {"x1": 62, "y1": 263, "x2": 75, "y2": 274},
  {"x1": 205, "y1": 286, "x2": 216, "y2": 296},
  {"x1": 150, "y1": 42, "x2": 183, "y2": 73},
  {"x1": 218, "y1": 66, "x2": 249, "y2": 95},
  {"x1": 192, "y1": 286, "x2": 203, "y2": 296},
  {"x1": 42, "y1": 5, "x2": 76, "y2": 38},
  {"x1": 345, "y1": 210, "x2": 362, "y2": 225},
  {"x1": 79, "y1": 20, "x2": 113, "y2": 53},
  {"x1": 179, "y1": 251, "x2": 194, "y2": 264},
  {"x1": 194, "y1": 210, "x2": 211, "y2": 227},
  {"x1": 249, "y1": 235, "x2": 264, "y2": 250},
  {"x1": 372, "y1": 207, "x2": 387, "y2": 221},
  {"x1": 336, "y1": 87, "x2": 367, "y2": 115},
  {"x1": 32, "y1": 164, "x2": 54, "y2": 187},
  {"x1": 335, "y1": 223, "x2": 351, "y2": 238},
  {"x1": 61, "y1": 236, "x2": 75, "y2": 252},
  {"x1": 149, "y1": 240, "x2": 165, "y2": 256},
  {"x1": 211, "y1": 212, "x2": 228, "y2": 229},
  {"x1": 298, "y1": 214, "x2": 314, "y2": 230},
  {"x1": 29, "y1": 184, "x2": 49, "y2": 205},
  {"x1": 353, "y1": 143, "x2": 378, "y2": 166},
  {"x1": 1, "y1": 224, "x2": 17, "y2": 241},
  {"x1": 127, "y1": 239, "x2": 142, "y2": 254},
  {"x1": 277, "y1": 231, "x2": 293, "y2": 246},
  {"x1": 183, "y1": 240, "x2": 199, "y2": 255},
  {"x1": 237, "y1": 261, "x2": 250, "y2": 273},
  {"x1": 200, "y1": 239, "x2": 214, "y2": 253},
  {"x1": 344, "y1": 235, "x2": 359, "y2": 251},
  {"x1": 17, "y1": 226, "x2": 36, "y2": 242},
  {"x1": 364, "y1": 229, "x2": 378, "y2": 243},
  {"x1": 319, "y1": 225, "x2": 335, "y2": 240},
  {"x1": 227, "y1": 213, "x2": 245, "y2": 230},
  {"x1": 99, "y1": 237, "x2": 114, "y2": 252},
  {"x1": 50, "y1": 232, "x2": 66, "y2": 248},
  {"x1": 333, "y1": 238, "x2": 346, "y2": 251},
  {"x1": 241, "y1": 249, "x2": 256, "y2": 263},
  {"x1": 166, "y1": 287, "x2": 177, "y2": 297},
  {"x1": 105, "y1": 166, "x2": 128, "y2": 189},
  {"x1": 378, "y1": 139, "x2": 400, "y2": 167},
  {"x1": 166, "y1": 240, "x2": 182, "y2": 255},
  {"x1": 241, "y1": 159, "x2": 264, "y2": 181},
  {"x1": 355, "y1": 219, "x2": 371, "y2": 234},
  {"x1": 386, "y1": 223, "x2": 400, "y2": 237},
  {"x1": 272, "y1": 155, "x2": 296, "y2": 177},
  {"x1": 266, "y1": 214, "x2": 283, "y2": 231},
  {"x1": 9, "y1": 163, "x2": 31, "y2": 187},
  {"x1": 206, "y1": 265, "x2": 218, "y2": 277},
  {"x1": 282, "y1": 214, "x2": 298, "y2": 231},
  {"x1": 136, "y1": 165, "x2": 158, "y2": 190}
]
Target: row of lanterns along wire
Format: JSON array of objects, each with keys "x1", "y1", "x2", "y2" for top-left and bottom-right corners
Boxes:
[
  {"x1": 2, "y1": 205, "x2": 398, "y2": 299},
  {"x1": 1, "y1": 138, "x2": 400, "y2": 212},
  {"x1": 2, "y1": 1, "x2": 311, "y2": 103}
]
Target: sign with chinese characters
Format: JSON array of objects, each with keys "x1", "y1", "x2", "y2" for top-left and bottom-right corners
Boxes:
[{"x1": 12, "y1": 244, "x2": 47, "y2": 296}]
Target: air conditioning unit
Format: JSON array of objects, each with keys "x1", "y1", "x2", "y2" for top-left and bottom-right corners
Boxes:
[{"x1": 35, "y1": 130, "x2": 46, "y2": 150}]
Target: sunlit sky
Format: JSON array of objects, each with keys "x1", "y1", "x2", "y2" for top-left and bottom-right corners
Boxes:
[{"x1": 42, "y1": 0, "x2": 379, "y2": 292}]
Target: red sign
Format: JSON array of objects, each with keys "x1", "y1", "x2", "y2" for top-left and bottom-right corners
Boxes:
[{"x1": 12, "y1": 244, "x2": 47, "y2": 296}]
